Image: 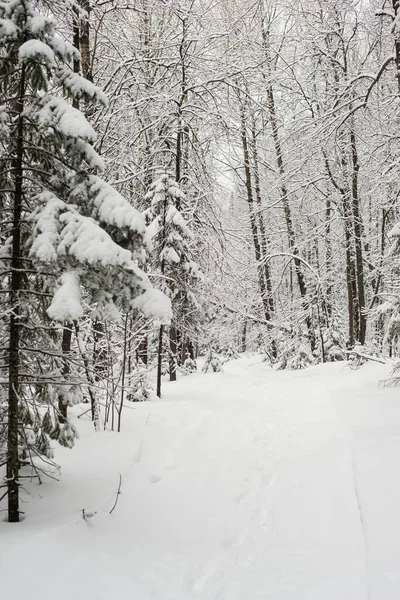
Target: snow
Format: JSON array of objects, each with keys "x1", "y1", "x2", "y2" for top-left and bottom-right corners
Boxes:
[
  {"x1": 30, "y1": 192, "x2": 136, "y2": 268},
  {"x1": 90, "y1": 176, "x2": 146, "y2": 235},
  {"x1": 389, "y1": 222, "x2": 400, "y2": 240},
  {"x1": 38, "y1": 96, "x2": 97, "y2": 142},
  {"x1": 392, "y1": 13, "x2": 400, "y2": 40},
  {"x1": 57, "y1": 210, "x2": 133, "y2": 267},
  {"x1": 0, "y1": 17, "x2": 18, "y2": 37},
  {"x1": 57, "y1": 69, "x2": 108, "y2": 107},
  {"x1": 166, "y1": 204, "x2": 193, "y2": 238},
  {"x1": 27, "y1": 14, "x2": 53, "y2": 36},
  {"x1": 49, "y1": 35, "x2": 79, "y2": 61},
  {"x1": 19, "y1": 39, "x2": 54, "y2": 67},
  {"x1": 131, "y1": 288, "x2": 172, "y2": 323},
  {"x1": 0, "y1": 104, "x2": 10, "y2": 139},
  {"x1": 2, "y1": 359, "x2": 400, "y2": 599},
  {"x1": 161, "y1": 245, "x2": 181, "y2": 264},
  {"x1": 72, "y1": 138, "x2": 105, "y2": 170},
  {"x1": 47, "y1": 271, "x2": 83, "y2": 322},
  {"x1": 143, "y1": 214, "x2": 161, "y2": 250},
  {"x1": 29, "y1": 192, "x2": 64, "y2": 262}
]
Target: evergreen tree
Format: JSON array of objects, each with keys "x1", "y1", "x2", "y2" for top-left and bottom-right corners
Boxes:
[
  {"x1": 202, "y1": 348, "x2": 222, "y2": 373},
  {"x1": 145, "y1": 173, "x2": 200, "y2": 396},
  {"x1": 0, "y1": 0, "x2": 170, "y2": 522}
]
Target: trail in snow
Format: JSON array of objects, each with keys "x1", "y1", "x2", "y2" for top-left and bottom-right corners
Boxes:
[
  {"x1": 1, "y1": 358, "x2": 400, "y2": 600},
  {"x1": 351, "y1": 449, "x2": 371, "y2": 600}
]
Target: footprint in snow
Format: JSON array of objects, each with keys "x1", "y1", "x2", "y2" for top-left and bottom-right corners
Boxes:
[{"x1": 148, "y1": 475, "x2": 162, "y2": 483}]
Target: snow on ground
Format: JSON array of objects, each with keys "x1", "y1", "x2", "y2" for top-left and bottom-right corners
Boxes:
[{"x1": 2, "y1": 357, "x2": 400, "y2": 599}]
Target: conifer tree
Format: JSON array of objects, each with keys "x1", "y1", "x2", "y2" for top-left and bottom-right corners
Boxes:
[
  {"x1": 145, "y1": 173, "x2": 200, "y2": 396},
  {"x1": 0, "y1": 0, "x2": 170, "y2": 522}
]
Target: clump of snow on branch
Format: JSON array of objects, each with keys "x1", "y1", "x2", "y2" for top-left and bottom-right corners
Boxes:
[
  {"x1": 47, "y1": 271, "x2": 83, "y2": 322},
  {"x1": 26, "y1": 14, "x2": 53, "y2": 36},
  {"x1": 89, "y1": 176, "x2": 146, "y2": 234},
  {"x1": 37, "y1": 96, "x2": 97, "y2": 142},
  {"x1": 57, "y1": 70, "x2": 108, "y2": 107},
  {"x1": 132, "y1": 289, "x2": 172, "y2": 324},
  {"x1": 19, "y1": 39, "x2": 54, "y2": 67},
  {"x1": 0, "y1": 17, "x2": 18, "y2": 38},
  {"x1": 29, "y1": 192, "x2": 138, "y2": 269}
]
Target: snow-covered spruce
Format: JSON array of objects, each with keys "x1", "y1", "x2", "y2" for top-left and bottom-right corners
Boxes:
[
  {"x1": 0, "y1": 0, "x2": 170, "y2": 522},
  {"x1": 202, "y1": 349, "x2": 223, "y2": 373},
  {"x1": 145, "y1": 174, "x2": 200, "y2": 388}
]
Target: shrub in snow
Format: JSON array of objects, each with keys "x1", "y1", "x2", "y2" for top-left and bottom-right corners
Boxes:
[
  {"x1": 127, "y1": 368, "x2": 155, "y2": 403},
  {"x1": 221, "y1": 344, "x2": 240, "y2": 364},
  {"x1": 182, "y1": 356, "x2": 197, "y2": 375},
  {"x1": 275, "y1": 337, "x2": 314, "y2": 370},
  {"x1": 202, "y1": 349, "x2": 223, "y2": 373},
  {"x1": 317, "y1": 315, "x2": 346, "y2": 362},
  {"x1": 347, "y1": 341, "x2": 384, "y2": 369}
]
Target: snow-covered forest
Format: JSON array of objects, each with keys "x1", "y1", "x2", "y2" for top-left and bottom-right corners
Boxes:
[{"x1": 2, "y1": 0, "x2": 400, "y2": 597}]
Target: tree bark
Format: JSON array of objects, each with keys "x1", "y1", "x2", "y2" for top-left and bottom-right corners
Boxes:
[
  {"x1": 156, "y1": 325, "x2": 163, "y2": 398},
  {"x1": 169, "y1": 324, "x2": 177, "y2": 381},
  {"x1": 137, "y1": 336, "x2": 148, "y2": 366},
  {"x1": 392, "y1": 1, "x2": 400, "y2": 93},
  {"x1": 239, "y1": 99, "x2": 272, "y2": 325},
  {"x1": 350, "y1": 124, "x2": 366, "y2": 343},
  {"x1": 250, "y1": 113, "x2": 275, "y2": 318},
  {"x1": 7, "y1": 65, "x2": 26, "y2": 523},
  {"x1": 79, "y1": 1, "x2": 92, "y2": 82},
  {"x1": 58, "y1": 324, "x2": 73, "y2": 423}
]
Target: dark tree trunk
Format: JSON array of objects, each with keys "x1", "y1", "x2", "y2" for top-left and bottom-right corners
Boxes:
[
  {"x1": 156, "y1": 325, "x2": 163, "y2": 398},
  {"x1": 344, "y1": 222, "x2": 357, "y2": 347},
  {"x1": 58, "y1": 324, "x2": 73, "y2": 423},
  {"x1": 241, "y1": 320, "x2": 248, "y2": 353},
  {"x1": 392, "y1": 1, "x2": 400, "y2": 93},
  {"x1": 250, "y1": 113, "x2": 275, "y2": 318},
  {"x1": 175, "y1": 329, "x2": 183, "y2": 366},
  {"x1": 325, "y1": 198, "x2": 333, "y2": 317},
  {"x1": 7, "y1": 65, "x2": 26, "y2": 523},
  {"x1": 79, "y1": 1, "x2": 92, "y2": 82},
  {"x1": 92, "y1": 319, "x2": 107, "y2": 380},
  {"x1": 350, "y1": 125, "x2": 366, "y2": 344},
  {"x1": 239, "y1": 100, "x2": 273, "y2": 326},
  {"x1": 72, "y1": 5, "x2": 80, "y2": 80},
  {"x1": 137, "y1": 336, "x2": 148, "y2": 366},
  {"x1": 169, "y1": 325, "x2": 177, "y2": 381}
]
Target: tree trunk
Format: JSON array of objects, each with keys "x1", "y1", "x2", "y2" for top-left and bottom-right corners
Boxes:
[
  {"x1": 79, "y1": 1, "x2": 92, "y2": 82},
  {"x1": 7, "y1": 65, "x2": 26, "y2": 523},
  {"x1": 169, "y1": 325, "x2": 177, "y2": 381},
  {"x1": 392, "y1": 1, "x2": 400, "y2": 93},
  {"x1": 250, "y1": 113, "x2": 275, "y2": 318},
  {"x1": 241, "y1": 320, "x2": 247, "y2": 353},
  {"x1": 156, "y1": 325, "x2": 163, "y2": 398},
  {"x1": 58, "y1": 324, "x2": 73, "y2": 423},
  {"x1": 350, "y1": 124, "x2": 366, "y2": 343},
  {"x1": 325, "y1": 198, "x2": 333, "y2": 317},
  {"x1": 344, "y1": 219, "x2": 357, "y2": 347},
  {"x1": 137, "y1": 335, "x2": 148, "y2": 366},
  {"x1": 239, "y1": 99, "x2": 273, "y2": 326}
]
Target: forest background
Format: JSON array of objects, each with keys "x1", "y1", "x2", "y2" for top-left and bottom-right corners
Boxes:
[{"x1": 1, "y1": 0, "x2": 400, "y2": 522}]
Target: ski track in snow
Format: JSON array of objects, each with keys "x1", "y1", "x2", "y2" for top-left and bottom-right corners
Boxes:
[{"x1": 1, "y1": 358, "x2": 400, "y2": 600}]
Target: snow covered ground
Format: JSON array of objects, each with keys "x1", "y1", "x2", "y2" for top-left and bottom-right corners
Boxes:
[{"x1": 2, "y1": 357, "x2": 400, "y2": 599}]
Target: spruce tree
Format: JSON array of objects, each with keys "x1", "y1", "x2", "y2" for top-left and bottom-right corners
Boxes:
[
  {"x1": 0, "y1": 0, "x2": 170, "y2": 522},
  {"x1": 145, "y1": 173, "x2": 200, "y2": 396}
]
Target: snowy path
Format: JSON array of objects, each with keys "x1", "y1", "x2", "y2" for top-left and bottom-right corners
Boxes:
[{"x1": 2, "y1": 359, "x2": 400, "y2": 599}]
